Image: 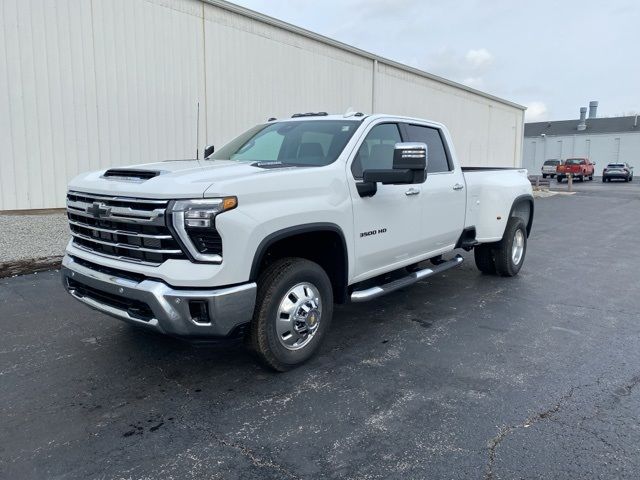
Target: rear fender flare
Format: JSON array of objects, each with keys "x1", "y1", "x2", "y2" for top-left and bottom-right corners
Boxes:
[{"x1": 508, "y1": 194, "x2": 534, "y2": 237}]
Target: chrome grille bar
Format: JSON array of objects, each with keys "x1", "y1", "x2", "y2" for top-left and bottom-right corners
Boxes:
[
  {"x1": 70, "y1": 231, "x2": 182, "y2": 254},
  {"x1": 67, "y1": 191, "x2": 168, "y2": 204},
  {"x1": 68, "y1": 219, "x2": 172, "y2": 240}
]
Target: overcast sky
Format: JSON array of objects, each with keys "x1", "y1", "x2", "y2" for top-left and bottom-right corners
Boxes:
[{"x1": 231, "y1": 0, "x2": 640, "y2": 122}]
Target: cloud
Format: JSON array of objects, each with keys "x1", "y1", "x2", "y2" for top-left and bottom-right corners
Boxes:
[
  {"x1": 462, "y1": 77, "x2": 485, "y2": 89},
  {"x1": 465, "y1": 48, "x2": 494, "y2": 69},
  {"x1": 525, "y1": 101, "x2": 548, "y2": 121},
  {"x1": 425, "y1": 47, "x2": 495, "y2": 91}
]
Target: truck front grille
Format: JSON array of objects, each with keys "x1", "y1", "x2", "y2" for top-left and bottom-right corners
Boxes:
[{"x1": 66, "y1": 191, "x2": 187, "y2": 265}]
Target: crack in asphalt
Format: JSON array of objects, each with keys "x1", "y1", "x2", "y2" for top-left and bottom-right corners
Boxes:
[
  {"x1": 485, "y1": 375, "x2": 640, "y2": 480},
  {"x1": 214, "y1": 436, "x2": 301, "y2": 479},
  {"x1": 484, "y1": 381, "x2": 598, "y2": 480}
]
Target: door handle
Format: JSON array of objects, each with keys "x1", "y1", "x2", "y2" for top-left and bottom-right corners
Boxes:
[
  {"x1": 453, "y1": 183, "x2": 464, "y2": 191},
  {"x1": 405, "y1": 187, "x2": 420, "y2": 196}
]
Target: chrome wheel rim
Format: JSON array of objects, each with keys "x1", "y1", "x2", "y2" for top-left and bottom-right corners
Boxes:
[
  {"x1": 275, "y1": 282, "x2": 322, "y2": 350},
  {"x1": 512, "y1": 229, "x2": 525, "y2": 265}
]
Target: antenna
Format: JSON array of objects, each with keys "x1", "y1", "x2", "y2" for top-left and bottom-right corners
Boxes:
[{"x1": 195, "y1": 102, "x2": 200, "y2": 159}]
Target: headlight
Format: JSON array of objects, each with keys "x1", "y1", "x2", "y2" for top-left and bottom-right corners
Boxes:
[{"x1": 169, "y1": 197, "x2": 237, "y2": 263}]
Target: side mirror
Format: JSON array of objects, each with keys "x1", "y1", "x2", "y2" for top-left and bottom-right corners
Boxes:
[
  {"x1": 362, "y1": 142, "x2": 428, "y2": 186},
  {"x1": 393, "y1": 142, "x2": 428, "y2": 173},
  {"x1": 204, "y1": 144, "x2": 215, "y2": 158}
]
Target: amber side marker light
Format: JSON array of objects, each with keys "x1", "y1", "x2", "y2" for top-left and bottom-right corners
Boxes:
[{"x1": 223, "y1": 196, "x2": 238, "y2": 211}]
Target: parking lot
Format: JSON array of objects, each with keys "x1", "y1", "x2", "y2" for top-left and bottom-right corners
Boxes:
[{"x1": 2, "y1": 180, "x2": 640, "y2": 479}]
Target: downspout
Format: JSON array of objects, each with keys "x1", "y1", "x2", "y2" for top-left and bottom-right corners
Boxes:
[{"x1": 371, "y1": 59, "x2": 378, "y2": 114}]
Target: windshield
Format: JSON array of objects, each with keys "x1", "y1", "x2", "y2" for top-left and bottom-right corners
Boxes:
[
  {"x1": 543, "y1": 160, "x2": 559, "y2": 166},
  {"x1": 209, "y1": 120, "x2": 360, "y2": 166},
  {"x1": 566, "y1": 158, "x2": 584, "y2": 165}
]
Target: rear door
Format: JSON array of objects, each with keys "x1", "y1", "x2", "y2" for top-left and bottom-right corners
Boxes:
[
  {"x1": 347, "y1": 122, "x2": 424, "y2": 280},
  {"x1": 401, "y1": 123, "x2": 466, "y2": 254}
]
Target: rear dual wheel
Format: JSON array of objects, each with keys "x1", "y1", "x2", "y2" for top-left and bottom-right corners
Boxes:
[{"x1": 474, "y1": 217, "x2": 527, "y2": 277}]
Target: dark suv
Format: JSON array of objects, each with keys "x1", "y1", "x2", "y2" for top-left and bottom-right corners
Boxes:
[{"x1": 603, "y1": 163, "x2": 634, "y2": 182}]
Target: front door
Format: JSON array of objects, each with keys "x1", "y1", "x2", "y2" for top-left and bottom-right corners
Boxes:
[{"x1": 347, "y1": 122, "x2": 424, "y2": 281}]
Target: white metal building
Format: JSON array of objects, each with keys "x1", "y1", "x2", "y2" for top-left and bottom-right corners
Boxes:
[
  {"x1": 524, "y1": 102, "x2": 640, "y2": 174},
  {"x1": 1, "y1": 0, "x2": 525, "y2": 211}
]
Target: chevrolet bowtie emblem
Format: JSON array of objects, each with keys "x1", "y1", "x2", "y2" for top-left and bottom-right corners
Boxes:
[{"x1": 86, "y1": 202, "x2": 111, "y2": 219}]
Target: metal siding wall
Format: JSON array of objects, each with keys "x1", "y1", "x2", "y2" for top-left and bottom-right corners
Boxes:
[
  {"x1": 523, "y1": 132, "x2": 640, "y2": 173},
  {"x1": 375, "y1": 63, "x2": 522, "y2": 167},
  {"x1": 0, "y1": 0, "x2": 204, "y2": 210},
  {"x1": 1, "y1": 0, "x2": 523, "y2": 210},
  {"x1": 202, "y1": 3, "x2": 373, "y2": 149}
]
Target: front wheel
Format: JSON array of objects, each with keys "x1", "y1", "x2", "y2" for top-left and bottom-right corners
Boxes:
[
  {"x1": 248, "y1": 258, "x2": 333, "y2": 371},
  {"x1": 494, "y1": 217, "x2": 527, "y2": 277},
  {"x1": 542, "y1": 174, "x2": 547, "y2": 179}
]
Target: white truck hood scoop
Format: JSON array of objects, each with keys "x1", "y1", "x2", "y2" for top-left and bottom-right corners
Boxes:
[{"x1": 102, "y1": 168, "x2": 164, "y2": 182}]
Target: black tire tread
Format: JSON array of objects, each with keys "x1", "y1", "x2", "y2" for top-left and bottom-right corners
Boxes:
[
  {"x1": 494, "y1": 217, "x2": 527, "y2": 277},
  {"x1": 249, "y1": 257, "x2": 332, "y2": 372}
]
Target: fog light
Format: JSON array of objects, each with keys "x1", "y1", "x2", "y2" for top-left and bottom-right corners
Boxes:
[{"x1": 189, "y1": 300, "x2": 210, "y2": 324}]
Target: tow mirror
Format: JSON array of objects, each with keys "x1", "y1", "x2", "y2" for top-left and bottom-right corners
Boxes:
[
  {"x1": 358, "y1": 142, "x2": 428, "y2": 197},
  {"x1": 393, "y1": 142, "x2": 428, "y2": 172},
  {"x1": 204, "y1": 144, "x2": 215, "y2": 158},
  {"x1": 362, "y1": 142, "x2": 428, "y2": 185}
]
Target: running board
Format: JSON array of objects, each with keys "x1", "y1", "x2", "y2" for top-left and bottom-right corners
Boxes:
[{"x1": 350, "y1": 255, "x2": 464, "y2": 303}]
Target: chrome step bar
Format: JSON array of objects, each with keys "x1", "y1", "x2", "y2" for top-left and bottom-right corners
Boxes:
[{"x1": 350, "y1": 255, "x2": 464, "y2": 303}]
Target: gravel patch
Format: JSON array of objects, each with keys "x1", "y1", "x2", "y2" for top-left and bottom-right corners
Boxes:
[{"x1": 0, "y1": 212, "x2": 69, "y2": 263}]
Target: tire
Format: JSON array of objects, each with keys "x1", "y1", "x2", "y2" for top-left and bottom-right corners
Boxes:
[
  {"x1": 493, "y1": 217, "x2": 527, "y2": 277},
  {"x1": 578, "y1": 175, "x2": 584, "y2": 182},
  {"x1": 248, "y1": 257, "x2": 333, "y2": 371},
  {"x1": 551, "y1": 174, "x2": 556, "y2": 178},
  {"x1": 474, "y1": 244, "x2": 496, "y2": 274},
  {"x1": 542, "y1": 174, "x2": 547, "y2": 179},
  {"x1": 557, "y1": 177, "x2": 563, "y2": 183},
  {"x1": 589, "y1": 174, "x2": 593, "y2": 181}
]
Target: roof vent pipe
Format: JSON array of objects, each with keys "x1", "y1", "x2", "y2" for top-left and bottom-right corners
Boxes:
[
  {"x1": 578, "y1": 107, "x2": 587, "y2": 131},
  {"x1": 635, "y1": 115, "x2": 638, "y2": 128},
  {"x1": 588, "y1": 101, "x2": 598, "y2": 119}
]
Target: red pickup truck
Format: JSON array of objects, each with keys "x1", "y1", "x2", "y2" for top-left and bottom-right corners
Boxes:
[{"x1": 556, "y1": 157, "x2": 595, "y2": 183}]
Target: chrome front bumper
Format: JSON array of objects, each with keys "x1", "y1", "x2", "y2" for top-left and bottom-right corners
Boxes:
[{"x1": 60, "y1": 255, "x2": 257, "y2": 337}]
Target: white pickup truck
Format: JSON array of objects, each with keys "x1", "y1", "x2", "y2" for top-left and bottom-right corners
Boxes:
[{"x1": 62, "y1": 113, "x2": 533, "y2": 370}]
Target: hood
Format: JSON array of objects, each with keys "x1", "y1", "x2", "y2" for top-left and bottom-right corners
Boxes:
[{"x1": 67, "y1": 159, "x2": 298, "y2": 199}]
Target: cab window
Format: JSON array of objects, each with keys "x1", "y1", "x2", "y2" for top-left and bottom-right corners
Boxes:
[
  {"x1": 404, "y1": 124, "x2": 451, "y2": 173},
  {"x1": 351, "y1": 123, "x2": 401, "y2": 179}
]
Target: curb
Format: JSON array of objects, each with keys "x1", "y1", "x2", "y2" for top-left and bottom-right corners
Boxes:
[{"x1": 0, "y1": 256, "x2": 63, "y2": 279}]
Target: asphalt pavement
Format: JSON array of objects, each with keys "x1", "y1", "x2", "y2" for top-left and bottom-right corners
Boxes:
[{"x1": 2, "y1": 180, "x2": 640, "y2": 479}]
